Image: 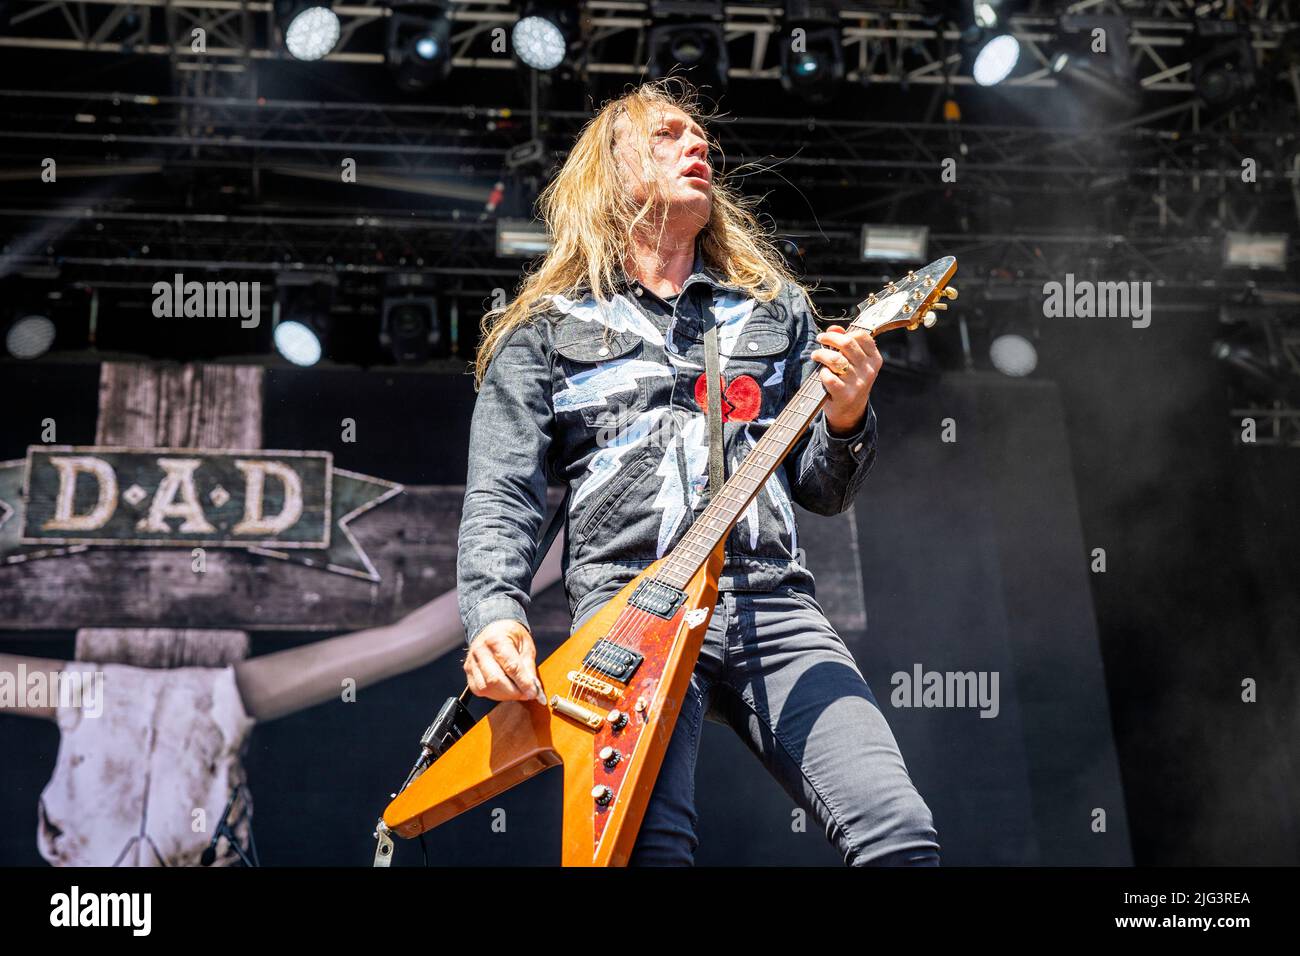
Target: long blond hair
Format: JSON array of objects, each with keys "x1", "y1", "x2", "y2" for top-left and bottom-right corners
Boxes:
[{"x1": 472, "y1": 77, "x2": 805, "y2": 387}]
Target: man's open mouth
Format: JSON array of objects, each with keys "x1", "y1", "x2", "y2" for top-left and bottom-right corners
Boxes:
[{"x1": 681, "y1": 163, "x2": 710, "y2": 183}]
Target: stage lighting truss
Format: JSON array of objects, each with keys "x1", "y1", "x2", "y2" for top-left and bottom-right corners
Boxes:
[
  {"x1": 387, "y1": 3, "x2": 454, "y2": 92},
  {"x1": 648, "y1": 0, "x2": 728, "y2": 94},
  {"x1": 512, "y1": 0, "x2": 579, "y2": 72},
  {"x1": 3, "y1": 2, "x2": 1294, "y2": 103},
  {"x1": 275, "y1": 1, "x2": 341, "y2": 62}
]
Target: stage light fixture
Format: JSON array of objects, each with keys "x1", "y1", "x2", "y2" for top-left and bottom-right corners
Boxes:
[
  {"x1": 971, "y1": 33, "x2": 1020, "y2": 86},
  {"x1": 1051, "y1": 15, "x2": 1139, "y2": 117},
  {"x1": 1190, "y1": 20, "x2": 1256, "y2": 109},
  {"x1": 380, "y1": 274, "x2": 444, "y2": 364},
  {"x1": 496, "y1": 219, "x2": 551, "y2": 258},
  {"x1": 959, "y1": 0, "x2": 1021, "y2": 87},
  {"x1": 1211, "y1": 313, "x2": 1300, "y2": 406},
  {"x1": 512, "y1": 0, "x2": 578, "y2": 71},
  {"x1": 382, "y1": 298, "x2": 440, "y2": 364},
  {"x1": 1224, "y1": 233, "x2": 1289, "y2": 271},
  {"x1": 860, "y1": 225, "x2": 929, "y2": 263},
  {"x1": 989, "y1": 332, "x2": 1037, "y2": 377},
  {"x1": 648, "y1": 0, "x2": 728, "y2": 94},
  {"x1": 274, "y1": 273, "x2": 336, "y2": 366},
  {"x1": 4, "y1": 313, "x2": 56, "y2": 360},
  {"x1": 779, "y1": 3, "x2": 844, "y2": 104},
  {"x1": 387, "y1": 3, "x2": 453, "y2": 91},
  {"x1": 276, "y1": 1, "x2": 340, "y2": 61},
  {"x1": 274, "y1": 320, "x2": 323, "y2": 366}
]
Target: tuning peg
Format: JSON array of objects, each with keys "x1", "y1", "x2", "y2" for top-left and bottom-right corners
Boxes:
[
  {"x1": 922, "y1": 311, "x2": 938, "y2": 328},
  {"x1": 940, "y1": 286, "x2": 958, "y2": 300},
  {"x1": 931, "y1": 302, "x2": 948, "y2": 311}
]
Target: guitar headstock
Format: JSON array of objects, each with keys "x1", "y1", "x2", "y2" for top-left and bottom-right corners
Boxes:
[{"x1": 845, "y1": 256, "x2": 958, "y2": 337}]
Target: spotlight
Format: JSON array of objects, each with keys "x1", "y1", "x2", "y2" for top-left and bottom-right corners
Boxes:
[
  {"x1": 275, "y1": 1, "x2": 340, "y2": 62},
  {"x1": 381, "y1": 274, "x2": 445, "y2": 364},
  {"x1": 973, "y1": 1, "x2": 998, "y2": 29},
  {"x1": 860, "y1": 225, "x2": 929, "y2": 263},
  {"x1": 512, "y1": 0, "x2": 578, "y2": 72},
  {"x1": 989, "y1": 333, "x2": 1037, "y2": 377},
  {"x1": 274, "y1": 320, "x2": 323, "y2": 367},
  {"x1": 496, "y1": 219, "x2": 550, "y2": 258},
  {"x1": 1212, "y1": 312, "x2": 1300, "y2": 405},
  {"x1": 387, "y1": 3, "x2": 452, "y2": 92},
  {"x1": 4, "y1": 313, "x2": 56, "y2": 360},
  {"x1": 971, "y1": 33, "x2": 1020, "y2": 86},
  {"x1": 779, "y1": 3, "x2": 843, "y2": 104},
  {"x1": 274, "y1": 273, "x2": 336, "y2": 366},
  {"x1": 959, "y1": 0, "x2": 1021, "y2": 86},
  {"x1": 1190, "y1": 20, "x2": 1257, "y2": 109},
  {"x1": 1051, "y1": 15, "x2": 1139, "y2": 117},
  {"x1": 1224, "y1": 232, "x2": 1290, "y2": 271},
  {"x1": 648, "y1": 0, "x2": 728, "y2": 94}
]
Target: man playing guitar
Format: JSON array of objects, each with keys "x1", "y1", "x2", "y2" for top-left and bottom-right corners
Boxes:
[{"x1": 456, "y1": 79, "x2": 939, "y2": 866}]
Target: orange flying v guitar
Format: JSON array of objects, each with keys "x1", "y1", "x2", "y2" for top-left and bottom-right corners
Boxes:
[{"x1": 377, "y1": 256, "x2": 959, "y2": 866}]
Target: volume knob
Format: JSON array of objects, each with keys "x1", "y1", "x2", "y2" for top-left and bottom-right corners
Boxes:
[
  {"x1": 591, "y1": 784, "x2": 614, "y2": 806},
  {"x1": 607, "y1": 709, "x2": 628, "y2": 730},
  {"x1": 599, "y1": 746, "x2": 621, "y2": 768}
]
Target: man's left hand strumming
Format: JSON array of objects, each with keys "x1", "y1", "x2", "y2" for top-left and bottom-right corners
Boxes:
[{"x1": 813, "y1": 324, "x2": 884, "y2": 436}]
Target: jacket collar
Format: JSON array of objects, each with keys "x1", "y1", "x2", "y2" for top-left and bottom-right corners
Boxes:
[{"x1": 612, "y1": 237, "x2": 746, "y2": 299}]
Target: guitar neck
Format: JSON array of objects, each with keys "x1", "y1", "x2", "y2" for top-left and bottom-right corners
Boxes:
[
  {"x1": 654, "y1": 370, "x2": 831, "y2": 590},
  {"x1": 652, "y1": 255, "x2": 957, "y2": 592}
]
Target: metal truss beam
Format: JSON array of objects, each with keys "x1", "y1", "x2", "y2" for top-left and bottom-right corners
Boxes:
[{"x1": 1, "y1": 0, "x2": 1297, "y2": 94}]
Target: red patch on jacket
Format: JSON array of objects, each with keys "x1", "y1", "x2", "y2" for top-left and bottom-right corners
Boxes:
[{"x1": 693, "y1": 373, "x2": 761, "y2": 422}]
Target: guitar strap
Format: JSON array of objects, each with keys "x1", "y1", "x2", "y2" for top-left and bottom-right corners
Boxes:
[{"x1": 702, "y1": 295, "x2": 725, "y2": 499}]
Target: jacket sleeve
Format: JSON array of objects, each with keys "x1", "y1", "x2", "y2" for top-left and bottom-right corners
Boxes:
[
  {"x1": 781, "y1": 285, "x2": 879, "y2": 516},
  {"x1": 457, "y1": 319, "x2": 555, "y2": 644}
]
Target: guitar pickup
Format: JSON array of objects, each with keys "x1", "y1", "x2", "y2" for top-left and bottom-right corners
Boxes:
[
  {"x1": 582, "y1": 640, "x2": 644, "y2": 683},
  {"x1": 627, "y1": 578, "x2": 687, "y2": 619}
]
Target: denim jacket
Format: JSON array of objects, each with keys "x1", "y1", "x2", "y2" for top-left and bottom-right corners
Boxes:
[{"x1": 457, "y1": 252, "x2": 879, "y2": 644}]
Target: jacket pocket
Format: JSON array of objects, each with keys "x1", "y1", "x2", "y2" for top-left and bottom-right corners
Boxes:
[
  {"x1": 553, "y1": 324, "x2": 654, "y2": 430},
  {"x1": 716, "y1": 321, "x2": 794, "y2": 420},
  {"x1": 571, "y1": 446, "x2": 658, "y2": 545},
  {"x1": 730, "y1": 323, "x2": 792, "y2": 359}
]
